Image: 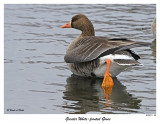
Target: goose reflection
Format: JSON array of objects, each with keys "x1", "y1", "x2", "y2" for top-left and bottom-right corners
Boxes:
[{"x1": 63, "y1": 75, "x2": 141, "y2": 114}]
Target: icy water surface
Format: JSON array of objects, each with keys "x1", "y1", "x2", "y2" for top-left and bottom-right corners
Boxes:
[{"x1": 4, "y1": 4, "x2": 156, "y2": 114}]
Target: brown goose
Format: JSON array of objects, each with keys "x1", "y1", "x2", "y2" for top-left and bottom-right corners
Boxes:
[
  {"x1": 61, "y1": 14, "x2": 150, "y2": 88},
  {"x1": 151, "y1": 18, "x2": 156, "y2": 39}
]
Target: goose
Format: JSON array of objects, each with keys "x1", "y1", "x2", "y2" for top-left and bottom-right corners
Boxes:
[
  {"x1": 61, "y1": 14, "x2": 150, "y2": 88},
  {"x1": 151, "y1": 18, "x2": 156, "y2": 39}
]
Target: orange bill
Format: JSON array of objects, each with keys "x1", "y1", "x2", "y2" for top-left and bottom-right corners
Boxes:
[{"x1": 61, "y1": 22, "x2": 71, "y2": 28}]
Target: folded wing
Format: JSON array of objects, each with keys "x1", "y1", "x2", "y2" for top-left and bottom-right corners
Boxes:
[{"x1": 64, "y1": 36, "x2": 151, "y2": 63}]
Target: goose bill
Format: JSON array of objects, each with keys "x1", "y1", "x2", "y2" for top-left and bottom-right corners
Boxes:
[{"x1": 61, "y1": 21, "x2": 71, "y2": 28}]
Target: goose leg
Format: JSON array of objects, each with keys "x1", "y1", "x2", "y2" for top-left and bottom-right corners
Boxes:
[{"x1": 102, "y1": 59, "x2": 114, "y2": 99}]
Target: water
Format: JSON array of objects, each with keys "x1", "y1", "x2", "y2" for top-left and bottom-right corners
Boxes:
[{"x1": 4, "y1": 4, "x2": 156, "y2": 114}]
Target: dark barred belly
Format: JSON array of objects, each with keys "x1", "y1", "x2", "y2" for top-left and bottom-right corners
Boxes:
[{"x1": 67, "y1": 59, "x2": 100, "y2": 77}]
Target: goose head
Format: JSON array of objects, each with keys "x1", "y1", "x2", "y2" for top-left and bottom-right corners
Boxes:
[{"x1": 61, "y1": 14, "x2": 95, "y2": 37}]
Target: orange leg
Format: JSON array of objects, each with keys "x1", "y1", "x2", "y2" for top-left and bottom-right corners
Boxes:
[
  {"x1": 102, "y1": 59, "x2": 114, "y2": 100},
  {"x1": 102, "y1": 59, "x2": 114, "y2": 87}
]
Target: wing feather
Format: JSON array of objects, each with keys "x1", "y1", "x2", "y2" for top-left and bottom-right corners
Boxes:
[{"x1": 64, "y1": 36, "x2": 150, "y2": 63}]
